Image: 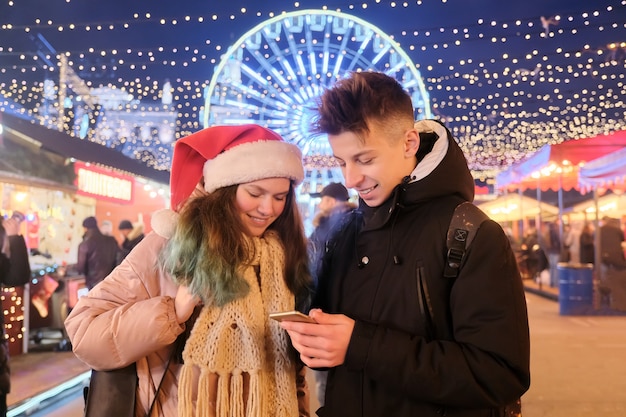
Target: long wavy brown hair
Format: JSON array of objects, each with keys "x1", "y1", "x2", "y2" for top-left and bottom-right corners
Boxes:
[{"x1": 160, "y1": 182, "x2": 312, "y2": 307}]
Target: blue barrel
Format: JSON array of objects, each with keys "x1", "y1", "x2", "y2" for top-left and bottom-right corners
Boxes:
[{"x1": 557, "y1": 263, "x2": 594, "y2": 315}]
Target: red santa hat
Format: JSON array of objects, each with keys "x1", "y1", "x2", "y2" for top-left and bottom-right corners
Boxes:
[{"x1": 169, "y1": 124, "x2": 304, "y2": 210}]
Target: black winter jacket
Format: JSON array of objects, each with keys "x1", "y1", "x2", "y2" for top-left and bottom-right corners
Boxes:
[
  {"x1": 76, "y1": 228, "x2": 120, "y2": 290},
  {"x1": 309, "y1": 203, "x2": 355, "y2": 282},
  {"x1": 0, "y1": 235, "x2": 30, "y2": 288},
  {"x1": 0, "y1": 234, "x2": 31, "y2": 395},
  {"x1": 313, "y1": 124, "x2": 530, "y2": 417},
  {"x1": 599, "y1": 221, "x2": 626, "y2": 268}
]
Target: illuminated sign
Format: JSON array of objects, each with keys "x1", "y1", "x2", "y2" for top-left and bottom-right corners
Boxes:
[{"x1": 74, "y1": 161, "x2": 134, "y2": 204}]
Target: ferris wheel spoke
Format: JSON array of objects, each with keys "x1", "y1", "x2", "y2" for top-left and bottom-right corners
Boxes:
[
  {"x1": 259, "y1": 28, "x2": 303, "y2": 90},
  {"x1": 238, "y1": 63, "x2": 294, "y2": 106},
  {"x1": 224, "y1": 82, "x2": 266, "y2": 104},
  {"x1": 345, "y1": 30, "x2": 374, "y2": 73},
  {"x1": 281, "y1": 60, "x2": 301, "y2": 89},
  {"x1": 238, "y1": 63, "x2": 269, "y2": 87},
  {"x1": 329, "y1": 25, "x2": 354, "y2": 79},
  {"x1": 218, "y1": 81, "x2": 291, "y2": 116},
  {"x1": 283, "y1": 32, "x2": 310, "y2": 88},
  {"x1": 294, "y1": 54, "x2": 309, "y2": 83},
  {"x1": 332, "y1": 54, "x2": 345, "y2": 79},
  {"x1": 249, "y1": 50, "x2": 290, "y2": 87},
  {"x1": 385, "y1": 61, "x2": 409, "y2": 76},
  {"x1": 371, "y1": 42, "x2": 392, "y2": 66},
  {"x1": 221, "y1": 99, "x2": 288, "y2": 120},
  {"x1": 304, "y1": 15, "x2": 327, "y2": 79},
  {"x1": 304, "y1": 30, "x2": 318, "y2": 78}
]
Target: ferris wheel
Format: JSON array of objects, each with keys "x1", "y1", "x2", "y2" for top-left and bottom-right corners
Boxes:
[{"x1": 204, "y1": 9, "x2": 431, "y2": 195}]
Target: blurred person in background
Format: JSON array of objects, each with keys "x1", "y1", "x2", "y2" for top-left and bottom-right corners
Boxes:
[
  {"x1": 599, "y1": 217, "x2": 626, "y2": 310},
  {"x1": 308, "y1": 182, "x2": 354, "y2": 264},
  {"x1": 307, "y1": 181, "x2": 355, "y2": 406},
  {"x1": 0, "y1": 212, "x2": 31, "y2": 416},
  {"x1": 100, "y1": 220, "x2": 114, "y2": 236},
  {"x1": 564, "y1": 221, "x2": 583, "y2": 264},
  {"x1": 76, "y1": 216, "x2": 120, "y2": 290},
  {"x1": 579, "y1": 221, "x2": 595, "y2": 265},
  {"x1": 545, "y1": 220, "x2": 561, "y2": 286},
  {"x1": 117, "y1": 219, "x2": 145, "y2": 261},
  {"x1": 521, "y1": 226, "x2": 549, "y2": 283}
]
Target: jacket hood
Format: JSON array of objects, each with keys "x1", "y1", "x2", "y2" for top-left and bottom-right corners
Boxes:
[
  {"x1": 359, "y1": 120, "x2": 475, "y2": 224},
  {"x1": 408, "y1": 119, "x2": 475, "y2": 203}
]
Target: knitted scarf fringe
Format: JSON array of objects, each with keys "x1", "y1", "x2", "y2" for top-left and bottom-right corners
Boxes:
[
  {"x1": 246, "y1": 371, "x2": 260, "y2": 417},
  {"x1": 178, "y1": 365, "x2": 263, "y2": 417},
  {"x1": 178, "y1": 364, "x2": 194, "y2": 417}
]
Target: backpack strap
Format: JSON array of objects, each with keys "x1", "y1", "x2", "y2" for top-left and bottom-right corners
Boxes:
[
  {"x1": 439, "y1": 203, "x2": 523, "y2": 414},
  {"x1": 443, "y1": 202, "x2": 489, "y2": 278}
]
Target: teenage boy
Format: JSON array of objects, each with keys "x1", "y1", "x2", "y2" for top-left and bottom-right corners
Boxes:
[{"x1": 282, "y1": 72, "x2": 530, "y2": 417}]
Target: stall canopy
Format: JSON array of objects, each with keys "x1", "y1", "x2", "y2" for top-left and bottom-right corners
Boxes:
[
  {"x1": 496, "y1": 130, "x2": 626, "y2": 192},
  {"x1": 476, "y1": 194, "x2": 559, "y2": 223},
  {"x1": 578, "y1": 147, "x2": 626, "y2": 194},
  {"x1": 565, "y1": 192, "x2": 626, "y2": 220}
]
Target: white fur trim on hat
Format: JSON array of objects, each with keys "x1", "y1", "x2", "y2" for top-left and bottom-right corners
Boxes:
[{"x1": 203, "y1": 140, "x2": 304, "y2": 193}]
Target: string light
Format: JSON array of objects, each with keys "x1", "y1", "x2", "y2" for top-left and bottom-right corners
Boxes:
[
  {"x1": 2, "y1": 286, "x2": 25, "y2": 353},
  {"x1": 0, "y1": 1, "x2": 625, "y2": 180}
]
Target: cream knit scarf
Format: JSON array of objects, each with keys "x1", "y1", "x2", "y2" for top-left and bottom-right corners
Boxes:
[{"x1": 178, "y1": 231, "x2": 298, "y2": 417}]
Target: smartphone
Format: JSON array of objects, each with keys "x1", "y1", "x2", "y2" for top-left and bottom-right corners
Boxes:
[
  {"x1": 269, "y1": 310, "x2": 316, "y2": 323},
  {"x1": 11, "y1": 211, "x2": 25, "y2": 223}
]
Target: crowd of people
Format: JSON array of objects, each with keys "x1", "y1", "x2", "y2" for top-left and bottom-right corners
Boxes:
[{"x1": 514, "y1": 216, "x2": 626, "y2": 311}]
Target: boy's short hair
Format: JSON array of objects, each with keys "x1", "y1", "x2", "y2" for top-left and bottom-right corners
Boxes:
[{"x1": 313, "y1": 71, "x2": 414, "y2": 136}]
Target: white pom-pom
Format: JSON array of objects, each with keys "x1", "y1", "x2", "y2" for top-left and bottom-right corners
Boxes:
[{"x1": 151, "y1": 209, "x2": 179, "y2": 239}]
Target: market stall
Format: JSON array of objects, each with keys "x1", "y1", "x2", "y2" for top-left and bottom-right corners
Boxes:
[
  {"x1": 495, "y1": 130, "x2": 626, "y2": 241},
  {"x1": 496, "y1": 130, "x2": 626, "y2": 193},
  {"x1": 565, "y1": 192, "x2": 626, "y2": 220},
  {"x1": 1, "y1": 111, "x2": 171, "y2": 355}
]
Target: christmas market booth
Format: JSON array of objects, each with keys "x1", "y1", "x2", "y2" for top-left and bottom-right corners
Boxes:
[{"x1": 0, "y1": 110, "x2": 170, "y2": 356}]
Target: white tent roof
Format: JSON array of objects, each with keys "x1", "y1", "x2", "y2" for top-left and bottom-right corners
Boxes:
[
  {"x1": 476, "y1": 194, "x2": 559, "y2": 223},
  {"x1": 566, "y1": 193, "x2": 626, "y2": 220},
  {"x1": 578, "y1": 146, "x2": 626, "y2": 193}
]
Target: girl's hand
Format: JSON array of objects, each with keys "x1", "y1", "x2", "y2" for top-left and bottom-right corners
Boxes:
[{"x1": 174, "y1": 285, "x2": 201, "y2": 324}]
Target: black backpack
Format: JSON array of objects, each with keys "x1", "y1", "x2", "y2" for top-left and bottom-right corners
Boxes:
[{"x1": 441, "y1": 202, "x2": 522, "y2": 417}]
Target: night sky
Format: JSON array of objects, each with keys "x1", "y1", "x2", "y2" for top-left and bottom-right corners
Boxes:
[{"x1": 1, "y1": 0, "x2": 625, "y2": 180}]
